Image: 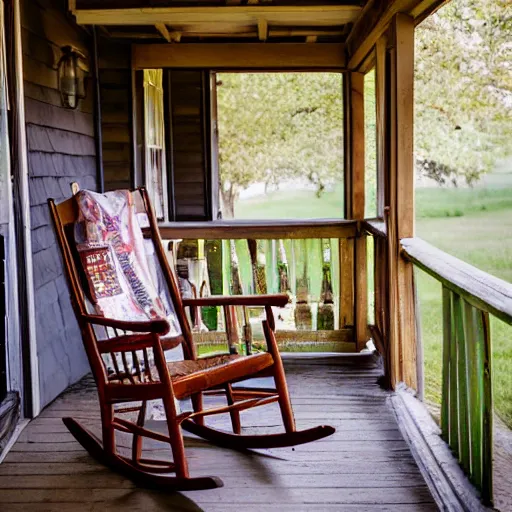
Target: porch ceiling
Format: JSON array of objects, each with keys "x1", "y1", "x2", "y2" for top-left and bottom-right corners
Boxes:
[
  {"x1": 70, "y1": 0, "x2": 448, "y2": 68},
  {"x1": 70, "y1": 1, "x2": 365, "y2": 44}
]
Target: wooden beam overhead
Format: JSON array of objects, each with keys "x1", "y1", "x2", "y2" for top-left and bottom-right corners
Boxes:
[
  {"x1": 258, "y1": 18, "x2": 268, "y2": 41},
  {"x1": 409, "y1": 0, "x2": 450, "y2": 23},
  {"x1": 132, "y1": 43, "x2": 346, "y2": 70},
  {"x1": 110, "y1": 28, "x2": 344, "y2": 40},
  {"x1": 155, "y1": 22, "x2": 171, "y2": 42},
  {"x1": 73, "y1": 5, "x2": 362, "y2": 27},
  {"x1": 346, "y1": 0, "x2": 450, "y2": 70},
  {"x1": 347, "y1": 0, "x2": 414, "y2": 69}
]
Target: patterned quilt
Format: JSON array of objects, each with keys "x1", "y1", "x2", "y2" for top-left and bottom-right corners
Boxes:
[{"x1": 74, "y1": 189, "x2": 181, "y2": 337}]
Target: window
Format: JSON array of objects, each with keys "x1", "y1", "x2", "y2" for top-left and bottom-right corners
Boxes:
[{"x1": 143, "y1": 69, "x2": 167, "y2": 220}]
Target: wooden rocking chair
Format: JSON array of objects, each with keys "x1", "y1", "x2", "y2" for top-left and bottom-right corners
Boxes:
[{"x1": 48, "y1": 187, "x2": 335, "y2": 492}]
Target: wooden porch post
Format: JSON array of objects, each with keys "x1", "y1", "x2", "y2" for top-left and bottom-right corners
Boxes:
[
  {"x1": 385, "y1": 13, "x2": 418, "y2": 389},
  {"x1": 344, "y1": 72, "x2": 368, "y2": 351}
]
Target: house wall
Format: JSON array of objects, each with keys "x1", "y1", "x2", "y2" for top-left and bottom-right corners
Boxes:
[
  {"x1": 98, "y1": 40, "x2": 133, "y2": 191},
  {"x1": 96, "y1": 48, "x2": 213, "y2": 218},
  {"x1": 21, "y1": 0, "x2": 96, "y2": 408},
  {"x1": 167, "y1": 70, "x2": 212, "y2": 221}
]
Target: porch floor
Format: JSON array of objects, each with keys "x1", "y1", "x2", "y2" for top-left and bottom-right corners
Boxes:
[{"x1": 0, "y1": 353, "x2": 438, "y2": 511}]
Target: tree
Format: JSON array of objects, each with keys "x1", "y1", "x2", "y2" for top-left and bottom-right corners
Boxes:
[
  {"x1": 216, "y1": 0, "x2": 512, "y2": 217},
  {"x1": 414, "y1": 0, "x2": 512, "y2": 185},
  {"x1": 216, "y1": 73, "x2": 343, "y2": 217}
]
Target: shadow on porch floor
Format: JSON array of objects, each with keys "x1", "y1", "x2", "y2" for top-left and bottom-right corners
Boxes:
[{"x1": 0, "y1": 353, "x2": 438, "y2": 511}]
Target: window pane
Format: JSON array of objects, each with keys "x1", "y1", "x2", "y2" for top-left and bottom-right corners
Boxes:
[
  {"x1": 143, "y1": 69, "x2": 166, "y2": 220},
  {"x1": 216, "y1": 73, "x2": 344, "y2": 219},
  {"x1": 364, "y1": 69, "x2": 377, "y2": 218}
]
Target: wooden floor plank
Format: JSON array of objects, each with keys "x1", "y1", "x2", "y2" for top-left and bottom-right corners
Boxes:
[{"x1": 0, "y1": 354, "x2": 438, "y2": 511}]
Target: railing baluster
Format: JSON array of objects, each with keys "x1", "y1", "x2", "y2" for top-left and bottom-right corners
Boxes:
[
  {"x1": 168, "y1": 227, "x2": 356, "y2": 353},
  {"x1": 339, "y1": 238, "x2": 354, "y2": 328},
  {"x1": 479, "y1": 310, "x2": 493, "y2": 504},
  {"x1": 454, "y1": 294, "x2": 470, "y2": 473},
  {"x1": 398, "y1": 237, "x2": 504, "y2": 505},
  {"x1": 448, "y1": 291, "x2": 459, "y2": 457},
  {"x1": 464, "y1": 301, "x2": 483, "y2": 489},
  {"x1": 441, "y1": 286, "x2": 451, "y2": 442},
  {"x1": 439, "y1": 283, "x2": 495, "y2": 504}
]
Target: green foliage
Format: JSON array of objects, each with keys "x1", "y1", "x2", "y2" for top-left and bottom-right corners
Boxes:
[
  {"x1": 364, "y1": 70, "x2": 377, "y2": 217},
  {"x1": 415, "y1": 0, "x2": 512, "y2": 185},
  {"x1": 416, "y1": 185, "x2": 512, "y2": 218},
  {"x1": 217, "y1": 0, "x2": 512, "y2": 215}
]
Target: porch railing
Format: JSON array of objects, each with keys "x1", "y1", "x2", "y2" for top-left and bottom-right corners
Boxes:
[
  {"x1": 158, "y1": 219, "x2": 360, "y2": 353},
  {"x1": 400, "y1": 237, "x2": 512, "y2": 505}
]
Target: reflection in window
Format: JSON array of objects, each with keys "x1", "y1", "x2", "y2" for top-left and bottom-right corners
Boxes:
[{"x1": 143, "y1": 69, "x2": 166, "y2": 220}]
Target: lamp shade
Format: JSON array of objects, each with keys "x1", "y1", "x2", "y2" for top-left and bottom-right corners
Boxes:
[{"x1": 58, "y1": 46, "x2": 89, "y2": 109}]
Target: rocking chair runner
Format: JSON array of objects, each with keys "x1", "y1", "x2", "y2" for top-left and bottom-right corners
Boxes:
[{"x1": 48, "y1": 187, "x2": 335, "y2": 491}]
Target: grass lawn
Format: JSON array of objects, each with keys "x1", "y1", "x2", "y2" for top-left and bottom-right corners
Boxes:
[
  {"x1": 416, "y1": 192, "x2": 512, "y2": 427},
  {"x1": 234, "y1": 165, "x2": 512, "y2": 427},
  {"x1": 235, "y1": 185, "x2": 345, "y2": 219}
]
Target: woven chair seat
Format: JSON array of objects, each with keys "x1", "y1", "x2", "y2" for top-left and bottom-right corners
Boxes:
[{"x1": 161, "y1": 352, "x2": 274, "y2": 399}]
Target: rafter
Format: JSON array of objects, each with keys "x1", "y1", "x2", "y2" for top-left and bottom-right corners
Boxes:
[
  {"x1": 132, "y1": 42, "x2": 346, "y2": 69},
  {"x1": 347, "y1": 0, "x2": 450, "y2": 70},
  {"x1": 257, "y1": 18, "x2": 268, "y2": 41},
  {"x1": 155, "y1": 22, "x2": 171, "y2": 42}
]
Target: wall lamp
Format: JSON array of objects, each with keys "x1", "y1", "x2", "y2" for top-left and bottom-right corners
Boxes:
[{"x1": 58, "y1": 45, "x2": 89, "y2": 109}]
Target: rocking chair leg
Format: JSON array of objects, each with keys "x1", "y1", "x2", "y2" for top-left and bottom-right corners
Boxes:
[
  {"x1": 263, "y1": 321, "x2": 296, "y2": 433},
  {"x1": 225, "y1": 384, "x2": 242, "y2": 434},
  {"x1": 162, "y1": 397, "x2": 189, "y2": 479},
  {"x1": 274, "y1": 361, "x2": 296, "y2": 433},
  {"x1": 191, "y1": 392, "x2": 205, "y2": 426},
  {"x1": 101, "y1": 403, "x2": 116, "y2": 454},
  {"x1": 153, "y1": 338, "x2": 190, "y2": 479}
]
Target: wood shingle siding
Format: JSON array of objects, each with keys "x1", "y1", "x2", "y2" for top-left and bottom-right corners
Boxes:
[
  {"x1": 21, "y1": 0, "x2": 96, "y2": 408},
  {"x1": 98, "y1": 41, "x2": 133, "y2": 191},
  {"x1": 167, "y1": 69, "x2": 211, "y2": 220}
]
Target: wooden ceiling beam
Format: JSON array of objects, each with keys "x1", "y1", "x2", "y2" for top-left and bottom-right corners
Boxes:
[
  {"x1": 409, "y1": 0, "x2": 449, "y2": 24},
  {"x1": 73, "y1": 5, "x2": 361, "y2": 26},
  {"x1": 346, "y1": 0, "x2": 450, "y2": 70},
  {"x1": 109, "y1": 28, "x2": 344, "y2": 40},
  {"x1": 132, "y1": 42, "x2": 346, "y2": 69},
  {"x1": 347, "y1": 0, "x2": 415, "y2": 69}
]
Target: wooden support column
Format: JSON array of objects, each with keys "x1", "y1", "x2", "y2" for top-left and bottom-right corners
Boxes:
[
  {"x1": 344, "y1": 71, "x2": 368, "y2": 351},
  {"x1": 385, "y1": 13, "x2": 418, "y2": 390},
  {"x1": 373, "y1": 34, "x2": 393, "y2": 387},
  {"x1": 375, "y1": 36, "x2": 386, "y2": 218}
]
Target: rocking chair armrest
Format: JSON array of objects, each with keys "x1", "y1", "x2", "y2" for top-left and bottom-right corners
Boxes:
[
  {"x1": 80, "y1": 314, "x2": 170, "y2": 335},
  {"x1": 182, "y1": 294, "x2": 289, "y2": 308},
  {"x1": 96, "y1": 333, "x2": 156, "y2": 353}
]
